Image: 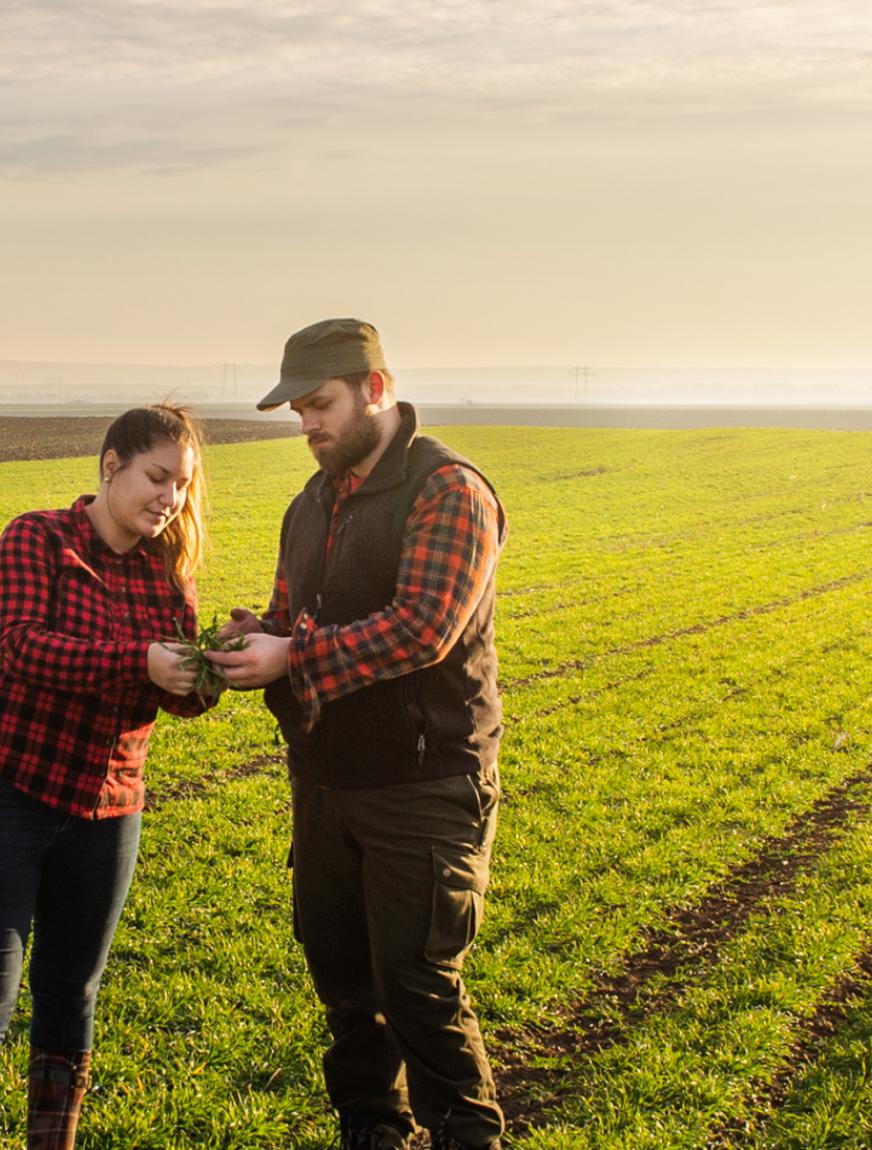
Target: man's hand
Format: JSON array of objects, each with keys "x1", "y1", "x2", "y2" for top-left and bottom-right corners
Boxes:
[
  {"x1": 217, "y1": 607, "x2": 264, "y2": 642},
  {"x1": 204, "y1": 633, "x2": 291, "y2": 689},
  {"x1": 148, "y1": 642, "x2": 199, "y2": 696}
]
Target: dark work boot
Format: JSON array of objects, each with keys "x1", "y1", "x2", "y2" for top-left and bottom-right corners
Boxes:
[
  {"x1": 27, "y1": 1049, "x2": 92, "y2": 1150},
  {"x1": 339, "y1": 1111, "x2": 411, "y2": 1150}
]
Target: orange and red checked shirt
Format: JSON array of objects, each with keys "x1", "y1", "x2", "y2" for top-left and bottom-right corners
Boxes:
[
  {"x1": 262, "y1": 463, "x2": 503, "y2": 733},
  {"x1": 0, "y1": 496, "x2": 206, "y2": 818}
]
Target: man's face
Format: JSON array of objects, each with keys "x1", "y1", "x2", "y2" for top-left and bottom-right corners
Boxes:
[{"x1": 291, "y1": 377, "x2": 380, "y2": 476}]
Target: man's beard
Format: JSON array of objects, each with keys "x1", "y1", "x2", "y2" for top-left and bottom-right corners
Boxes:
[{"x1": 309, "y1": 401, "x2": 380, "y2": 477}]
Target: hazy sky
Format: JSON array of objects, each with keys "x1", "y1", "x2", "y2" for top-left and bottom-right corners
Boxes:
[{"x1": 2, "y1": 1, "x2": 871, "y2": 371}]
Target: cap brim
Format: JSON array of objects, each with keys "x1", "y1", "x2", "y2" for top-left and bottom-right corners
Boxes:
[
  {"x1": 257, "y1": 374, "x2": 335, "y2": 411},
  {"x1": 256, "y1": 380, "x2": 290, "y2": 411}
]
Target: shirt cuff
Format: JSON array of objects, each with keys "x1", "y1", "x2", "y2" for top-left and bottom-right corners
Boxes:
[{"x1": 288, "y1": 609, "x2": 321, "y2": 733}]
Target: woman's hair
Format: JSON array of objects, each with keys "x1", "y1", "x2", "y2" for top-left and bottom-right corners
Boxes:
[{"x1": 99, "y1": 403, "x2": 205, "y2": 591}]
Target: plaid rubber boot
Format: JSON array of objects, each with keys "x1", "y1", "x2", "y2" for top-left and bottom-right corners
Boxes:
[{"x1": 27, "y1": 1049, "x2": 92, "y2": 1150}]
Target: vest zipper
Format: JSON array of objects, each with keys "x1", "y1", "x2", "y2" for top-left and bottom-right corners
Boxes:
[{"x1": 417, "y1": 733, "x2": 426, "y2": 766}]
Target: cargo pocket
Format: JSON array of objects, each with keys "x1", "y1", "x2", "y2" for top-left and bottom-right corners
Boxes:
[{"x1": 425, "y1": 847, "x2": 490, "y2": 968}]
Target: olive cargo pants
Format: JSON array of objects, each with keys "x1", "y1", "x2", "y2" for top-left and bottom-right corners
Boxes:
[{"x1": 290, "y1": 765, "x2": 504, "y2": 1147}]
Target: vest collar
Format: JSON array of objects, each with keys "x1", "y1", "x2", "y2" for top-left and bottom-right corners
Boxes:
[{"x1": 356, "y1": 402, "x2": 419, "y2": 494}]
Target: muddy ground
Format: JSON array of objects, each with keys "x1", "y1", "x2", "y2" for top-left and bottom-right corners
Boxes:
[{"x1": 0, "y1": 417, "x2": 296, "y2": 463}]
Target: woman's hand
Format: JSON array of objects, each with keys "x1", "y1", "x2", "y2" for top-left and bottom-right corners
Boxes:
[
  {"x1": 217, "y1": 607, "x2": 264, "y2": 641},
  {"x1": 147, "y1": 641, "x2": 198, "y2": 696}
]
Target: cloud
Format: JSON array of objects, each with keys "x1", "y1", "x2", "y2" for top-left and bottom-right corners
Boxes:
[
  {"x1": 1, "y1": 0, "x2": 870, "y2": 178},
  {"x1": 0, "y1": 131, "x2": 263, "y2": 178},
  {"x1": 4, "y1": 1, "x2": 870, "y2": 92}
]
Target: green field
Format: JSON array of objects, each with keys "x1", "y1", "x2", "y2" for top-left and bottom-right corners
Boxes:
[{"x1": 1, "y1": 426, "x2": 871, "y2": 1149}]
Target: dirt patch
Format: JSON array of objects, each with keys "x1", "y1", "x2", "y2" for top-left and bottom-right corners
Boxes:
[
  {"x1": 143, "y1": 752, "x2": 287, "y2": 811},
  {"x1": 505, "y1": 568, "x2": 872, "y2": 690},
  {"x1": 139, "y1": 745, "x2": 872, "y2": 1143},
  {"x1": 0, "y1": 416, "x2": 296, "y2": 462},
  {"x1": 503, "y1": 667, "x2": 653, "y2": 725},
  {"x1": 494, "y1": 764, "x2": 872, "y2": 1132},
  {"x1": 704, "y1": 942, "x2": 872, "y2": 1148}
]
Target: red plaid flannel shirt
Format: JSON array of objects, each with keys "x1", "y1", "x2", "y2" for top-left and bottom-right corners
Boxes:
[
  {"x1": 262, "y1": 463, "x2": 503, "y2": 732},
  {"x1": 0, "y1": 496, "x2": 207, "y2": 818}
]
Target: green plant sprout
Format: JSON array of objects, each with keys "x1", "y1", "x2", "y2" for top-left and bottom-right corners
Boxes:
[{"x1": 170, "y1": 615, "x2": 247, "y2": 705}]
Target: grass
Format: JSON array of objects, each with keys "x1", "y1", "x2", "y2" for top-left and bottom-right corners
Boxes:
[{"x1": 1, "y1": 425, "x2": 871, "y2": 1148}]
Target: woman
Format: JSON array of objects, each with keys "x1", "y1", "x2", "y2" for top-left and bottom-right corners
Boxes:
[{"x1": 0, "y1": 404, "x2": 220, "y2": 1150}]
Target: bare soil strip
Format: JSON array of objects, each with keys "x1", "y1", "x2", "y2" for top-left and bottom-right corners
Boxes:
[
  {"x1": 494, "y1": 764, "x2": 872, "y2": 1132},
  {"x1": 703, "y1": 942, "x2": 872, "y2": 1148},
  {"x1": 143, "y1": 751, "x2": 872, "y2": 1144},
  {"x1": 143, "y1": 752, "x2": 287, "y2": 811},
  {"x1": 0, "y1": 416, "x2": 294, "y2": 462},
  {"x1": 506, "y1": 624, "x2": 837, "y2": 730},
  {"x1": 503, "y1": 585, "x2": 639, "y2": 622},
  {"x1": 504, "y1": 568, "x2": 872, "y2": 690},
  {"x1": 747, "y1": 519, "x2": 872, "y2": 554},
  {"x1": 503, "y1": 667, "x2": 653, "y2": 724}
]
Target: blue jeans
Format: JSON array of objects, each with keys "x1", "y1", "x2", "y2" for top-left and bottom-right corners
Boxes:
[{"x1": 0, "y1": 778, "x2": 141, "y2": 1051}]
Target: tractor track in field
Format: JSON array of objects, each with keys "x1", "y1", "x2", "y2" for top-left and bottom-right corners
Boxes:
[
  {"x1": 503, "y1": 667, "x2": 655, "y2": 723},
  {"x1": 503, "y1": 568, "x2": 872, "y2": 691},
  {"x1": 503, "y1": 641, "x2": 803, "y2": 728},
  {"x1": 503, "y1": 599, "x2": 859, "y2": 729},
  {"x1": 503, "y1": 585, "x2": 639, "y2": 622},
  {"x1": 745, "y1": 518, "x2": 872, "y2": 554},
  {"x1": 598, "y1": 495, "x2": 871, "y2": 556},
  {"x1": 704, "y1": 941, "x2": 872, "y2": 1148},
  {"x1": 143, "y1": 752, "x2": 287, "y2": 810},
  {"x1": 494, "y1": 764, "x2": 872, "y2": 1134}
]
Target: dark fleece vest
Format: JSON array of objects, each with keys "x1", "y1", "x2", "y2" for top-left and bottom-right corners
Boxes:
[{"x1": 264, "y1": 403, "x2": 506, "y2": 789}]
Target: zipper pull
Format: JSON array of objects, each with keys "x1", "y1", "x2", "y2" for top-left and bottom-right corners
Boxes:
[
  {"x1": 314, "y1": 593, "x2": 322, "y2": 620},
  {"x1": 417, "y1": 734, "x2": 426, "y2": 766}
]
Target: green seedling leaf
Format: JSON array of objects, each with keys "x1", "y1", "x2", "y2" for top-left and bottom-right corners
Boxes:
[{"x1": 167, "y1": 614, "x2": 248, "y2": 705}]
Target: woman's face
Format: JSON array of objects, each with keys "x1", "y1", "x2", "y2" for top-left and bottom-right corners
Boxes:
[{"x1": 103, "y1": 439, "x2": 195, "y2": 548}]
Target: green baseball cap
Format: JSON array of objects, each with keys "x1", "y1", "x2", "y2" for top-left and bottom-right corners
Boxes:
[{"x1": 257, "y1": 317, "x2": 388, "y2": 410}]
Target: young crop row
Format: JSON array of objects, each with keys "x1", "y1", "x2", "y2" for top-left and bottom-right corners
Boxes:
[{"x1": 1, "y1": 426, "x2": 871, "y2": 1148}]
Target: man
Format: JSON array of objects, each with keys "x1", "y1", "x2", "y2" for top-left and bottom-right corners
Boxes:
[{"x1": 207, "y1": 318, "x2": 507, "y2": 1150}]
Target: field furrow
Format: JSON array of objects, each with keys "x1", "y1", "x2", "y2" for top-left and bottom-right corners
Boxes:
[
  {"x1": 494, "y1": 764, "x2": 872, "y2": 1131},
  {"x1": 501, "y1": 807, "x2": 872, "y2": 1148},
  {"x1": 2, "y1": 423, "x2": 872, "y2": 1148},
  {"x1": 704, "y1": 942, "x2": 872, "y2": 1148},
  {"x1": 501, "y1": 565, "x2": 872, "y2": 689}
]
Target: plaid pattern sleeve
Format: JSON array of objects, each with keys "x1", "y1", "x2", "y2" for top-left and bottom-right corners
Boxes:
[
  {"x1": 0, "y1": 513, "x2": 151, "y2": 689},
  {"x1": 0, "y1": 498, "x2": 210, "y2": 818},
  {"x1": 288, "y1": 464, "x2": 502, "y2": 732},
  {"x1": 260, "y1": 558, "x2": 292, "y2": 637}
]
